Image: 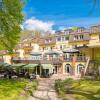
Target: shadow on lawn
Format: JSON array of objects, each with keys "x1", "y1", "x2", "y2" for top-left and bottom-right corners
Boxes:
[{"x1": 66, "y1": 89, "x2": 100, "y2": 100}]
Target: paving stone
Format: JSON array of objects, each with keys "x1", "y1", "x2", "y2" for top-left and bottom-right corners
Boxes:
[{"x1": 28, "y1": 78, "x2": 61, "y2": 100}]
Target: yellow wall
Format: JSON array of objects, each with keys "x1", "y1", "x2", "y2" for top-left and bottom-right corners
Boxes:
[
  {"x1": 3, "y1": 55, "x2": 11, "y2": 64},
  {"x1": 89, "y1": 34, "x2": 100, "y2": 47},
  {"x1": 62, "y1": 62, "x2": 86, "y2": 74},
  {"x1": 80, "y1": 47, "x2": 100, "y2": 60},
  {"x1": 69, "y1": 41, "x2": 89, "y2": 46},
  {"x1": 56, "y1": 41, "x2": 71, "y2": 50}
]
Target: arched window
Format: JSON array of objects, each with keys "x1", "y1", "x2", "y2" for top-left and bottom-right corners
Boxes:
[
  {"x1": 65, "y1": 64, "x2": 72, "y2": 74},
  {"x1": 77, "y1": 64, "x2": 84, "y2": 74}
]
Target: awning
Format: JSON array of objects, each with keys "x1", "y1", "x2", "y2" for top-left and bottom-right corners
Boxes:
[
  {"x1": 23, "y1": 64, "x2": 38, "y2": 69},
  {"x1": 0, "y1": 62, "x2": 5, "y2": 66},
  {"x1": 12, "y1": 63, "x2": 26, "y2": 69},
  {"x1": 41, "y1": 64, "x2": 53, "y2": 69},
  {"x1": 41, "y1": 64, "x2": 53, "y2": 73},
  {"x1": 0, "y1": 63, "x2": 12, "y2": 69}
]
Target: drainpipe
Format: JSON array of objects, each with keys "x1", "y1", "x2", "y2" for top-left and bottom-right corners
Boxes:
[
  {"x1": 92, "y1": 48, "x2": 95, "y2": 60},
  {"x1": 40, "y1": 65, "x2": 42, "y2": 76},
  {"x1": 36, "y1": 66, "x2": 37, "y2": 75}
]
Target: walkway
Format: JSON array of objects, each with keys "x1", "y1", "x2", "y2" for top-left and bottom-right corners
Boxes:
[
  {"x1": 28, "y1": 78, "x2": 61, "y2": 100},
  {"x1": 28, "y1": 74, "x2": 78, "y2": 100}
]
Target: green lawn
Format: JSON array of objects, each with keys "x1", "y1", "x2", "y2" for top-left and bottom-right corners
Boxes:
[
  {"x1": 72, "y1": 80, "x2": 100, "y2": 100},
  {"x1": 55, "y1": 79, "x2": 100, "y2": 100},
  {"x1": 0, "y1": 79, "x2": 29, "y2": 100}
]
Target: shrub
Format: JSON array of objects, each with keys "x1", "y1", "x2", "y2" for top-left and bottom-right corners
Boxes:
[{"x1": 55, "y1": 79, "x2": 67, "y2": 99}]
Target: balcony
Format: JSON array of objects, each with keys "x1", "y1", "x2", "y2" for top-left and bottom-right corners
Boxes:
[
  {"x1": 13, "y1": 57, "x2": 62, "y2": 64},
  {"x1": 64, "y1": 57, "x2": 86, "y2": 62}
]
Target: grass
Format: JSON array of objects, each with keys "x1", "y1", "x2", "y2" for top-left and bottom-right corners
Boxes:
[
  {"x1": 55, "y1": 79, "x2": 100, "y2": 100},
  {"x1": 0, "y1": 79, "x2": 38, "y2": 100},
  {"x1": 72, "y1": 80, "x2": 100, "y2": 100}
]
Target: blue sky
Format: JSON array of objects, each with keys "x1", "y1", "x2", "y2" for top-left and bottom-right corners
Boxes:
[{"x1": 23, "y1": 0, "x2": 100, "y2": 31}]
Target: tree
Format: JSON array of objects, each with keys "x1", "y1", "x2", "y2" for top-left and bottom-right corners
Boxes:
[{"x1": 0, "y1": 0, "x2": 24, "y2": 53}]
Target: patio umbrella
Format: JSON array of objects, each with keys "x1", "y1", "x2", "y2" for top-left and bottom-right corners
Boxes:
[
  {"x1": 44, "y1": 50, "x2": 61, "y2": 55},
  {"x1": 63, "y1": 48, "x2": 80, "y2": 53},
  {"x1": 30, "y1": 52, "x2": 42, "y2": 56}
]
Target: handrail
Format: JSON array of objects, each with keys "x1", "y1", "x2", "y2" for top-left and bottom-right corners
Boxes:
[{"x1": 84, "y1": 57, "x2": 90, "y2": 75}]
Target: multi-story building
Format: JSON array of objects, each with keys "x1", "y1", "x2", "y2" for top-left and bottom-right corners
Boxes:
[{"x1": 5, "y1": 25, "x2": 100, "y2": 76}]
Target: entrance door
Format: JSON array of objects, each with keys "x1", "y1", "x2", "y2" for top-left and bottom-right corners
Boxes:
[
  {"x1": 54, "y1": 66, "x2": 57, "y2": 74},
  {"x1": 65, "y1": 64, "x2": 72, "y2": 75}
]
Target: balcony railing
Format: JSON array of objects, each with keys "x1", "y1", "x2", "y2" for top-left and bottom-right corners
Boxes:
[
  {"x1": 13, "y1": 56, "x2": 86, "y2": 65},
  {"x1": 64, "y1": 57, "x2": 86, "y2": 62},
  {"x1": 13, "y1": 57, "x2": 63, "y2": 64}
]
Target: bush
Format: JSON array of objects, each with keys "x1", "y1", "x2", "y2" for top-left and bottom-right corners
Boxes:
[
  {"x1": 25, "y1": 80, "x2": 38, "y2": 96},
  {"x1": 55, "y1": 79, "x2": 67, "y2": 99}
]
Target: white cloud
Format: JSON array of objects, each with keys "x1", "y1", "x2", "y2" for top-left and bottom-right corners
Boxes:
[
  {"x1": 59, "y1": 26, "x2": 67, "y2": 31},
  {"x1": 20, "y1": 25, "x2": 24, "y2": 30},
  {"x1": 23, "y1": 17, "x2": 55, "y2": 33}
]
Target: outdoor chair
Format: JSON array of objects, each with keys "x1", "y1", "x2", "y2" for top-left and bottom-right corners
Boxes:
[
  {"x1": 30, "y1": 74, "x2": 36, "y2": 80},
  {"x1": 12, "y1": 75, "x2": 18, "y2": 79},
  {"x1": 0, "y1": 74, "x2": 4, "y2": 78}
]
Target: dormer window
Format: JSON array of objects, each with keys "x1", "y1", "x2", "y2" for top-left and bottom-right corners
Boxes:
[
  {"x1": 80, "y1": 35, "x2": 84, "y2": 40},
  {"x1": 74, "y1": 35, "x2": 83, "y2": 40},
  {"x1": 74, "y1": 35, "x2": 78, "y2": 40},
  {"x1": 45, "y1": 39, "x2": 52, "y2": 43},
  {"x1": 62, "y1": 37, "x2": 65, "y2": 41},
  {"x1": 57, "y1": 37, "x2": 61, "y2": 41}
]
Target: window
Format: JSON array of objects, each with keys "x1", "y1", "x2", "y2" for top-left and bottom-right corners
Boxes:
[
  {"x1": 50, "y1": 47, "x2": 53, "y2": 50},
  {"x1": 45, "y1": 39, "x2": 52, "y2": 43},
  {"x1": 99, "y1": 35, "x2": 100, "y2": 40},
  {"x1": 77, "y1": 64, "x2": 84, "y2": 74},
  {"x1": 60, "y1": 45, "x2": 62, "y2": 50},
  {"x1": 65, "y1": 36, "x2": 69, "y2": 40},
  {"x1": 74, "y1": 35, "x2": 78, "y2": 40},
  {"x1": 74, "y1": 35, "x2": 83, "y2": 40},
  {"x1": 80, "y1": 35, "x2": 84, "y2": 40},
  {"x1": 62, "y1": 37, "x2": 65, "y2": 41},
  {"x1": 75, "y1": 45, "x2": 77, "y2": 48},
  {"x1": 57, "y1": 37, "x2": 61, "y2": 41},
  {"x1": 63, "y1": 45, "x2": 66, "y2": 49},
  {"x1": 65, "y1": 64, "x2": 72, "y2": 74}
]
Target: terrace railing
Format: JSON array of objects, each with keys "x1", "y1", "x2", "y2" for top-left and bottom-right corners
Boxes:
[
  {"x1": 13, "y1": 57, "x2": 63, "y2": 64},
  {"x1": 64, "y1": 57, "x2": 86, "y2": 62}
]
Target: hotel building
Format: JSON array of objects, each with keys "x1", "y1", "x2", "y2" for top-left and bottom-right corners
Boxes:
[{"x1": 2, "y1": 25, "x2": 100, "y2": 76}]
